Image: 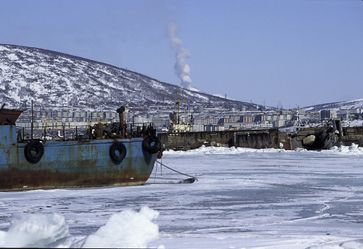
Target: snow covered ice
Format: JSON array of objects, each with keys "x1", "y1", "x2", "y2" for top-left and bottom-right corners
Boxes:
[
  {"x1": 1, "y1": 145, "x2": 363, "y2": 248},
  {"x1": 83, "y1": 206, "x2": 159, "y2": 248}
]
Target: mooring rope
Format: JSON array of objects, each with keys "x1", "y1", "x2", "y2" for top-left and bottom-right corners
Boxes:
[{"x1": 155, "y1": 160, "x2": 198, "y2": 183}]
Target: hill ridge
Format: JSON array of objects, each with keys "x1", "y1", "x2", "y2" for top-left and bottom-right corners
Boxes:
[{"x1": 0, "y1": 43, "x2": 261, "y2": 112}]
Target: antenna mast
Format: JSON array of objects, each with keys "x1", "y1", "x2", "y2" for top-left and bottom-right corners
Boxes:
[{"x1": 31, "y1": 100, "x2": 34, "y2": 140}]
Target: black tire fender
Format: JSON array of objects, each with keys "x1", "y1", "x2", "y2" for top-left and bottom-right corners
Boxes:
[
  {"x1": 142, "y1": 136, "x2": 161, "y2": 154},
  {"x1": 24, "y1": 140, "x2": 44, "y2": 164},
  {"x1": 109, "y1": 141, "x2": 127, "y2": 165}
]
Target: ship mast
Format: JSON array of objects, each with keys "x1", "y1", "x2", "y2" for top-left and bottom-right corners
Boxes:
[
  {"x1": 176, "y1": 89, "x2": 181, "y2": 125},
  {"x1": 31, "y1": 100, "x2": 34, "y2": 140}
]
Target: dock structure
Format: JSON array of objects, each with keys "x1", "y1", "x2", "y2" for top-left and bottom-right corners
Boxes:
[
  {"x1": 159, "y1": 129, "x2": 278, "y2": 151},
  {"x1": 158, "y1": 125, "x2": 363, "y2": 151}
]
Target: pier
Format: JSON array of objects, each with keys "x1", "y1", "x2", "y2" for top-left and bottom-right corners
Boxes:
[{"x1": 159, "y1": 126, "x2": 363, "y2": 151}]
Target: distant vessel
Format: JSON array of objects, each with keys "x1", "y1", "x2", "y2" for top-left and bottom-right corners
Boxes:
[
  {"x1": 168, "y1": 90, "x2": 193, "y2": 133},
  {"x1": 0, "y1": 105, "x2": 162, "y2": 191}
]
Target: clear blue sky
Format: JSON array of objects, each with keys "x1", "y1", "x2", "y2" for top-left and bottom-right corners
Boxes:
[{"x1": 1, "y1": 0, "x2": 362, "y2": 108}]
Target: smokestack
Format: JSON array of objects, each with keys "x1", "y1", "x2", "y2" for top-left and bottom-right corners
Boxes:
[{"x1": 168, "y1": 22, "x2": 192, "y2": 89}]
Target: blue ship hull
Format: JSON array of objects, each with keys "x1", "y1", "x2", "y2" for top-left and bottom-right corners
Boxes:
[{"x1": 0, "y1": 125, "x2": 159, "y2": 191}]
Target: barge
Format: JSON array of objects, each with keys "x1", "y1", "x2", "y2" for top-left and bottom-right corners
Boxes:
[{"x1": 0, "y1": 106, "x2": 162, "y2": 191}]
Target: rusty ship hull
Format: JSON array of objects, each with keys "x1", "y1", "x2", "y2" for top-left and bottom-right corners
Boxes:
[{"x1": 0, "y1": 125, "x2": 159, "y2": 191}]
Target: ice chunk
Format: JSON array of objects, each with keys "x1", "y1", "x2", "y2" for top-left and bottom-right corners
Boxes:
[
  {"x1": 0, "y1": 213, "x2": 70, "y2": 248},
  {"x1": 83, "y1": 206, "x2": 159, "y2": 248}
]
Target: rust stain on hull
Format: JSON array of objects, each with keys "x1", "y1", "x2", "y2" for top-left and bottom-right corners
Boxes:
[{"x1": 0, "y1": 168, "x2": 150, "y2": 191}]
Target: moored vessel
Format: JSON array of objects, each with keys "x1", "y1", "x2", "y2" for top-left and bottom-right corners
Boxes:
[{"x1": 0, "y1": 105, "x2": 162, "y2": 191}]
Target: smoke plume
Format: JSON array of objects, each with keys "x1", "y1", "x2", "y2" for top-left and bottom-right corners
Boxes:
[{"x1": 168, "y1": 22, "x2": 192, "y2": 89}]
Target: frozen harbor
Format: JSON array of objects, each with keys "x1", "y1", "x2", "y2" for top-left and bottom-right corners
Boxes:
[{"x1": 1, "y1": 145, "x2": 363, "y2": 248}]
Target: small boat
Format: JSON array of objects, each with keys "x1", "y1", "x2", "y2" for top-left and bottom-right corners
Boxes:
[{"x1": 0, "y1": 105, "x2": 162, "y2": 191}]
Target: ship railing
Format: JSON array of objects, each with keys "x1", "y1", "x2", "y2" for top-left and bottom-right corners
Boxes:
[{"x1": 16, "y1": 122, "x2": 156, "y2": 142}]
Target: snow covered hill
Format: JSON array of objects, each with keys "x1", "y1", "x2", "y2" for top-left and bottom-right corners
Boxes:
[
  {"x1": 0, "y1": 44, "x2": 262, "y2": 112},
  {"x1": 305, "y1": 99, "x2": 363, "y2": 112}
]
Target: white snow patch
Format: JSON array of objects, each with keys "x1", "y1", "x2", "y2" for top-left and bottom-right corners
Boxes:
[
  {"x1": 165, "y1": 144, "x2": 363, "y2": 156},
  {"x1": 187, "y1": 91, "x2": 209, "y2": 101},
  {"x1": 150, "y1": 80, "x2": 166, "y2": 90},
  {"x1": 0, "y1": 46, "x2": 9, "y2": 52},
  {"x1": 349, "y1": 98, "x2": 363, "y2": 103},
  {"x1": 342, "y1": 120, "x2": 363, "y2": 127},
  {"x1": 0, "y1": 213, "x2": 71, "y2": 247},
  {"x1": 0, "y1": 64, "x2": 10, "y2": 72},
  {"x1": 83, "y1": 206, "x2": 159, "y2": 248},
  {"x1": 164, "y1": 145, "x2": 286, "y2": 155},
  {"x1": 13, "y1": 48, "x2": 34, "y2": 57},
  {"x1": 304, "y1": 106, "x2": 314, "y2": 111},
  {"x1": 326, "y1": 143, "x2": 363, "y2": 155},
  {"x1": 6, "y1": 53, "x2": 18, "y2": 61},
  {"x1": 7, "y1": 88, "x2": 21, "y2": 103},
  {"x1": 188, "y1": 86, "x2": 200, "y2": 92},
  {"x1": 0, "y1": 207, "x2": 160, "y2": 248}
]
